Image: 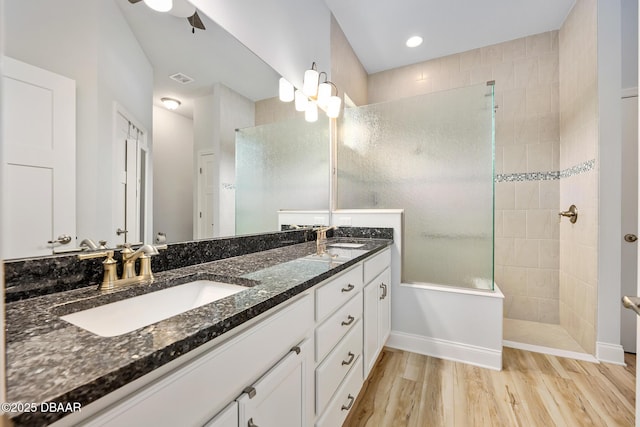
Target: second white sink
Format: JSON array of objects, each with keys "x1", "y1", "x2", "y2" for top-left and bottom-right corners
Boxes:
[{"x1": 60, "y1": 280, "x2": 246, "y2": 337}]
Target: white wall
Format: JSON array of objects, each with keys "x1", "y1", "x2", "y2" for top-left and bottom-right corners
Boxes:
[
  {"x1": 596, "y1": 0, "x2": 625, "y2": 363},
  {"x1": 153, "y1": 106, "x2": 194, "y2": 243},
  {"x1": 191, "y1": 0, "x2": 332, "y2": 89},
  {"x1": 193, "y1": 85, "x2": 255, "y2": 238},
  {"x1": 4, "y1": 0, "x2": 153, "y2": 244},
  {"x1": 621, "y1": 0, "x2": 639, "y2": 90}
]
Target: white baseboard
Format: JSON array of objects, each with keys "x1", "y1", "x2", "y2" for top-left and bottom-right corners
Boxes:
[
  {"x1": 596, "y1": 341, "x2": 626, "y2": 365},
  {"x1": 503, "y1": 340, "x2": 599, "y2": 363},
  {"x1": 386, "y1": 331, "x2": 502, "y2": 371}
]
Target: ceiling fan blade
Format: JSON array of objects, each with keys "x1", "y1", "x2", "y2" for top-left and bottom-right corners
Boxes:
[{"x1": 187, "y1": 11, "x2": 206, "y2": 31}]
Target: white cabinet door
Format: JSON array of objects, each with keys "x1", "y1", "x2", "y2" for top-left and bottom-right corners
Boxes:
[
  {"x1": 363, "y1": 281, "x2": 379, "y2": 377},
  {"x1": 378, "y1": 268, "x2": 391, "y2": 349},
  {"x1": 2, "y1": 56, "x2": 76, "y2": 258},
  {"x1": 237, "y1": 339, "x2": 312, "y2": 427},
  {"x1": 204, "y1": 402, "x2": 238, "y2": 427},
  {"x1": 363, "y1": 267, "x2": 391, "y2": 378}
]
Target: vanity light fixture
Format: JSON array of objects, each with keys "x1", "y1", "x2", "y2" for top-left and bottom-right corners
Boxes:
[
  {"x1": 294, "y1": 89, "x2": 308, "y2": 112},
  {"x1": 279, "y1": 78, "x2": 295, "y2": 102},
  {"x1": 305, "y1": 101, "x2": 318, "y2": 122},
  {"x1": 406, "y1": 35, "x2": 423, "y2": 48},
  {"x1": 144, "y1": 0, "x2": 173, "y2": 12},
  {"x1": 161, "y1": 97, "x2": 181, "y2": 110},
  {"x1": 302, "y1": 62, "x2": 320, "y2": 97}
]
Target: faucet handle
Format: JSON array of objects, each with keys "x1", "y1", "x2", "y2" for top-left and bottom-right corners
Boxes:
[{"x1": 78, "y1": 250, "x2": 115, "y2": 261}]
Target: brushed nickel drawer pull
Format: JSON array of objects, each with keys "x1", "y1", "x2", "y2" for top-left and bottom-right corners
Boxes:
[
  {"x1": 341, "y1": 283, "x2": 355, "y2": 293},
  {"x1": 342, "y1": 351, "x2": 355, "y2": 366},
  {"x1": 248, "y1": 418, "x2": 259, "y2": 427},
  {"x1": 380, "y1": 283, "x2": 388, "y2": 300},
  {"x1": 341, "y1": 394, "x2": 355, "y2": 411},
  {"x1": 341, "y1": 315, "x2": 355, "y2": 326}
]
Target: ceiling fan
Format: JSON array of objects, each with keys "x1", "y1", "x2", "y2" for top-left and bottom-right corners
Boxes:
[{"x1": 128, "y1": 0, "x2": 206, "y2": 33}]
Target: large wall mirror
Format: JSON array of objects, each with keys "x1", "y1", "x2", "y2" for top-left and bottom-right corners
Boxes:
[{"x1": 2, "y1": 0, "x2": 330, "y2": 259}]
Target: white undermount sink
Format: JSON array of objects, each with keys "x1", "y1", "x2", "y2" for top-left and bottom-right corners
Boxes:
[{"x1": 60, "y1": 280, "x2": 246, "y2": 337}]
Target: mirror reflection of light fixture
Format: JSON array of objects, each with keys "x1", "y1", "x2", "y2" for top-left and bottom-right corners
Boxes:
[
  {"x1": 144, "y1": 0, "x2": 173, "y2": 12},
  {"x1": 294, "y1": 89, "x2": 308, "y2": 112},
  {"x1": 302, "y1": 62, "x2": 319, "y2": 97},
  {"x1": 279, "y1": 78, "x2": 294, "y2": 102},
  {"x1": 161, "y1": 97, "x2": 181, "y2": 110},
  {"x1": 305, "y1": 101, "x2": 318, "y2": 123}
]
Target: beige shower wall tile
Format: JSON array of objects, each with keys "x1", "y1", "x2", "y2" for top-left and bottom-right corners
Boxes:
[
  {"x1": 527, "y1": 268, "x2": 559, "y2": 299},
  {"x1": 527, "y1": 143, "x2": 554, "y2": 172},
  {"x1": 506, "y1": 295, "x2": 539, "y2": 321},
  {"x1": 503, "y1": 210, "x2": 526, "y2": 238},
  {"x1": 494, "y1": 210, "x2": 504, "y2": 237},
  {"x1": 538, "y1": 299, "x2": 560, "y2": 324},
  {"x1": 539, "y1": 239, "x2": 560, "y2": 269},
  {"x1": 514, "y1": 238, "x2": 539, "y2": 267},
  {"x1": 538, "y1": 53, "x2": 559, "y2": 84},
  {"x1": 502, "y1": 266, "x2": 528, "y2": 296},
  {"x1": 495, "y1": 237, "x2": 515, "y2": 266},
  {"x1": 502, "y1": 37, "x2": 527, "y2": 62},
  {"x1": 526, "y1": 210, "x2": 559, "y2": 239},
  {"x1": 539, "y1": 180, "x2": 559, "y2": 209},
  {"x1": 503, "y1": 145, "x2": 527, "y2": 173},
  {"x1": 495, "y1": 182, "x2": 515, "y2": 210},
  {"x1": 527, "y1": 31, "x2": 554, "y2": 56},
  {"x1": 515, "y1": 181, "x2": 540, "y2": 209}
]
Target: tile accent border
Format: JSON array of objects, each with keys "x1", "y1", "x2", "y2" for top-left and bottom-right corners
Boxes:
[{"x1": 495, "y1": 159, "x2": 595, "y2": 183}]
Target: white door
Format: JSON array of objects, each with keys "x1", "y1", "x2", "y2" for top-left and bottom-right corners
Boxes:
[
  {"x1": 622, "y1": 94, "x2": 638, "y2": 353},
  {"x1": 197, "y1": 151, "x2": 215, "y2": 239},
  {"x1": 113, "y1": 112, "x2": 147, "y2": 246},
  {"x1": 2, "y1": 56, "x2": 76, "y2": 258}
]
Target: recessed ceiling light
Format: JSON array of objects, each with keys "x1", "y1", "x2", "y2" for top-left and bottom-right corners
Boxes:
[{"x1": 406, "y1": 36, "x2": 423, "y2": 48}]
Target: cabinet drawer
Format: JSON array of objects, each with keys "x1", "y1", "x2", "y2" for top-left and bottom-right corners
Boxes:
[
  {"x1": 316, "y1": 294, "x2": 362, "y2": 362},
  {"x1": 315, "y1": 320, "x2": 362, "y2": 415},
  {"x1": 316, "y1": 265, "x2": 363, "y2": 321},
  {"x1": 364, "y1": 248, "x2": 391, "y2": 284},
  {"x1": 315, "y1": 357, "x2": 363, "y2": 427}
]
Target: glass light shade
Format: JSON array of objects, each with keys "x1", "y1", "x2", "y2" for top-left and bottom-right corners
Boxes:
[
  {"x1": 161, "y1": 97, "x2": 181, "y2": 110},
  {"x1": 317, "y1": 82, "x2": 331, "y2": 107},
  {"x1": 302, "y1": 68, "x2": 319, "y2": 97},
  {"x1": 294, "y1": 90, "x2": 308, "y2": 112},
  {"x1": 278, "y1": 78, "x2": 294, "y2": 102},
  {"x1": 326, "y1": 95, "x2": 342, "y2": 118},
  {"x1": 144, "y1": 0, "x2": 173, "y2": 12},
  {"x1": 305, "y1": 101, "x2": 318, "y2": 122}
]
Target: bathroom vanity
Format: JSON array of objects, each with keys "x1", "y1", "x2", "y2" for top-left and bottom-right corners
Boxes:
[{"x1": 4, "y1": 231, "x2": 392, "y2": 426}]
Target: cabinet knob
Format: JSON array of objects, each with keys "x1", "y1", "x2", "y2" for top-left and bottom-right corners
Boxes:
[{"x1": 248, "y1": 418, "x2": 259, "y2": 427}]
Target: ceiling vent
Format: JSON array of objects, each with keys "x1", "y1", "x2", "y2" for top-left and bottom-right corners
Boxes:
[{"x1": 169, "y1": 72, "x2": 195, "y2": 84}]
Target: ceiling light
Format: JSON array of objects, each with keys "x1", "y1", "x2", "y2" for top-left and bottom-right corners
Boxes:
[
  {"x1": 279, "y1": 78, "x2": 294, "y2": 102},
  {"x1": 406, "y1": 36, "x2": 423, "y2": 48},
  {"x1": 144, "y1": 0, "x2": 173, "y2": 12},
  {"x1": 161, "y1": 97, "x2": 181, "y2": 110}
]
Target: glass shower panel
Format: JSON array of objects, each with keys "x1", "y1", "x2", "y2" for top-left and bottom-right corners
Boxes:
[
  {"x1": 337, "y1": 84, "x2": 494, "y2": 290},
  {"x1": 236, "y1": 116, "x2": 330, "y2": 235}
]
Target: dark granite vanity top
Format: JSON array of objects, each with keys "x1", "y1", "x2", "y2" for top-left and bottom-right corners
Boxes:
[{"x1": 5, "y1": 236, "x2": 391, "y2": 426}]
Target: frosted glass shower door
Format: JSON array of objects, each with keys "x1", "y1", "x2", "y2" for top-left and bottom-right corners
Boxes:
[
  {"x1": 337, "y1": 84, "x2": 494, "y2": 289},
  {"x1": 236, "y1": 116, "x2": 330, "y2": 235}
]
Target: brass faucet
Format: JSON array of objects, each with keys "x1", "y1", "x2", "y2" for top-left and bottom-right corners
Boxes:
[
  {"x1": 78, "y1": 243, "x2": 166, "y2": 291},
  {"x1": 314, "y1": 226, "x2": 337, "y2": 255}
]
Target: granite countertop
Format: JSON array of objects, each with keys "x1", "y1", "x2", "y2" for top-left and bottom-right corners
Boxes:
[{"x1": 5, "y1": 237, "x2": 391, "y2": 426}]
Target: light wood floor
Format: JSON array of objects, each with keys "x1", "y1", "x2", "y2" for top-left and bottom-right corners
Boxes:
[{"x1": 343, "y1": 347, "x2": 636, "y2": 427}]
